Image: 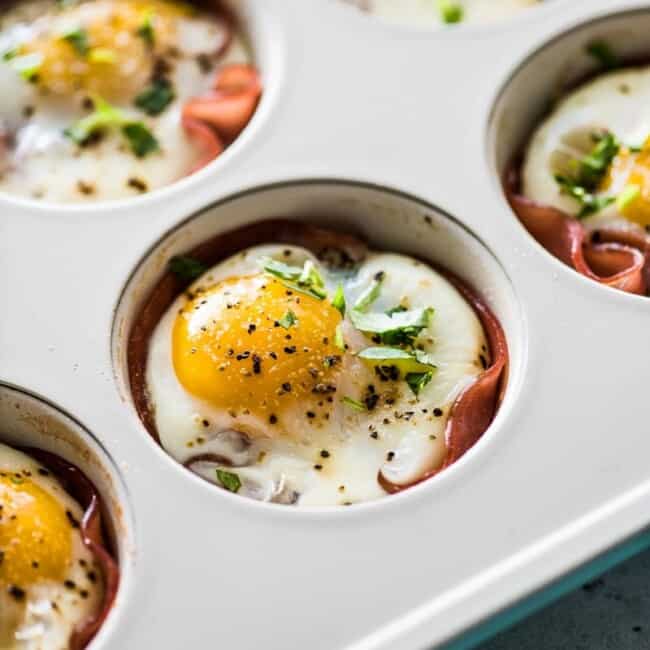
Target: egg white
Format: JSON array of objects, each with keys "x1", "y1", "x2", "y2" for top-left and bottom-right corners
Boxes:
[
  {"x1": 0, "y1": 443, "x2": 104, "y2": 650},
  {"x1": 0, "y1": 0, "x2": 251, "y2": 203},
  {"x1": 522, "y1": 66, "x2": 650, "y2": 232},
  {"x1": 344, "y1": 0, "x2": 540, "y2": 27},
  {"x1": 146, "y1": 243, "x2": 488, "y2": 506}
]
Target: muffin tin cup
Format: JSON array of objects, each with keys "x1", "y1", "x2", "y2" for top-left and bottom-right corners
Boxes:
[
  {"x1": 0, "y1": 383, "x2": 134, "y2": 650},
  {"x1": 3, "y1": 0, "x2": 650, "y2": 648}
]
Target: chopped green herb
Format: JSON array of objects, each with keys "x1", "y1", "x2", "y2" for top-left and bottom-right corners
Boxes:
[
  {"x1": 64, "y1": 96, "x2": 125, "y2": 144},
  {"x1": 334, "y1": 323, "x2": 345, "y2": 350},
  {"x1": 7, "y1": 52, "x2": 42, "y2": 81},
  {"x1": 137, "y1": 11, "x2": 156, "y2": 46},
  {"x1": 169, "y1": 255, "x2": 207, "y2": 281},
  {"x1": 586, "y1": 40, "x2": 619, "y2": 71},
  {"x1": 616, "y1": 183, "x2": 641, "y2": 211},
  {"x1": 357, "y1": 346, "x2": 437, "y2": 374},
  {"x1": 122, "y1": 122, "x2": 159, "y2": 157},
  {"x1": 278, "y1": 310, "x2": 297, "y2": 329},
  {"x1": 216, "y1": 469, "x2": 241, "y2": 493},
  {"x1": 2, "y1": 49, "x2": 17, "y2": 61},
  {"x1": 353, "y1": 272, "x2": 384, "y2": 312},
  {"x1": 342, "y1": 396, "x2": 367, "y2": 412},
  {"x1": 259, "y1": 257, "x2": 327, "y2": 300},
  {"x1": 405, "y1": 371, "x2": 435, "y2": 396},
  {"x1": 88, "y1": 48, "x2": 116, "y2": 64},
  {"x1": 438, "y1": 0, "x2": 463, "y2": 24},
  {"x1": 332, "y1": 284, "x2": 346, "y2": 316},
  {"x1": 10, "y1": 475, "x2": 24, "y2": 485},
  {"x1": 575, "y1": 132, "x2": 620, "y2": 190},
  {"x1": 135, "y1": 78, "x2": 175, "y2": 116},
  {"x1": 385, "y1": 305, "x2": 407, "y2": 316},
  {"x1": 62, "y1": 28, "x2": 89, "y2": 56},
  {"x1": 350, "y1": 307, "x2": 433, "y2": 346},
  {"x1": 555, "y1": 174, "x2": 615, "y2": 219},
  {"x1": 554, "y1": 131, "x2": 620, "y2": 218}
]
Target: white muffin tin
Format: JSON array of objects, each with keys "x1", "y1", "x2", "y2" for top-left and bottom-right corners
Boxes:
[{"x1": 3, "y1": 0, "x2": 650, "y2": 648}]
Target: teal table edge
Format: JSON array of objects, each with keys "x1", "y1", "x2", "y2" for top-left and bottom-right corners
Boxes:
[{"x1": 442, "y1": 527, "x2": 650, "y2": 650}]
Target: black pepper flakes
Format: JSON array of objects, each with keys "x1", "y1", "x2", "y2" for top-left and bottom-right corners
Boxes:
[
  {"x1": 433, "y1": 408, "x2": 443, "y2": 417},
  {"x1": 8, "y1": 585, "x2": 25, "y2": 601},
  {"x1": 320, "y1": 450, "x2": 330, "y2": 458},
  {"x1": 66, "y1": 510, "x2": 80, "y2": 529},
  {"x1": 269, "y1": 414, "x2": 278, "y2": 425},
  {"x1": 127, "y1": 177, "x2": 148, "y2": 193}
]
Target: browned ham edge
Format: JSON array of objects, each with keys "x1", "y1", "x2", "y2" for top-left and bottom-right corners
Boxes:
[
  {"x1": 18, "y1": 447, "x2": 119, "y2": 650},
  {"x1": 378, "y1": 273, "x2": 508, "y2": 494},
  {"x1": 505, "y1": 166, "x2": 650, "y2": 296},
  {"x1": 182, "y1": 62, "x2": 262, "y2": 171}
]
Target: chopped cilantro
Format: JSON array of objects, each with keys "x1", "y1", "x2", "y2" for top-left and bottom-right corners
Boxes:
[
  {"x1": 169, "y1": 255, "x2": 207, "y2": 281},
  {"x1": 122, "y1": 122, "x2": 159, "y2": 157},
  {"x1": 586, "y1": 41, "x2": 619, "y2": 71},
  {"x1": 259, "y1": 257, "x2": 327, "y2": 300},
  {"x1": 342, "y1": 396, "x2": 367, "y2": 412},
  {"x1": 137, "y1": 11, "x2": 156, "y2": 46},
  {"x1": 555, "y1": 174, "x2": 615, "y2": 219},
  {"x1": 575, "y1": 132, "x2": 620, "y2": 190},
  {"x1": 358, "y1": 347, "x2": 437, "y2": 396},
  {"x1": 554, "y1": 132, "x2": 620, "y2": 218},
  {"x1": 62, "y1": 28, "x2": 89, "y2": 56},
  {"x1": 2, "y1": 49, "x2": 17, "y2": 61},
  {"x1": 350, "y1": 307, "x2": 433, "y2": 346},
  {"x1": 332, "y1": 283, "x2": 346, "y2": 316},
  {"x1": 385, "y1": 305, "x2": 407, "y2": 316},
  {"x1": 135, "y1": 78, "x2": 176, "y2": 116},
  {"x1": 358, "y1": 346, "x2": 437, "y2": 372},
  {"x1": 405, "y1": 371, "x2": 435, "y2": 396},
  {"x1": 278, "y1": 310, "x2": 297, "y2": 329},
  {"x1": 216, "y1": 469, "x2": 241, "y2": 493},
  {"x1": 64, "y1": 96, "x2": 125, "y2": 144},
  {"x1": 353, "y1": 272, "x2": 384, "y2": 312}
]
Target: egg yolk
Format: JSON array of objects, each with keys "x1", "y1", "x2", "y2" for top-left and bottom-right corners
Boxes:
[
  {"x1": 602, "y1": 138, "x2": 650, "y2": 227},
  {"x1": 22, "y1": 0, "x2": 191, "y2": 99},
  {"x1": 172, "y1": 274, "x2": 344, "y2": 434},
  {"x1": 0, "y1": 473, "x2": 72, "y2": 589}
]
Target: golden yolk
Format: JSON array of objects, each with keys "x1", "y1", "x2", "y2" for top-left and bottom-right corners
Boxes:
[
  {"x1": 22, "y1": 0, "x2": 191, "y2": 100},
  {"x1": 602, "y1": 139, "x2": 650, "y2": 227},
  {"x1": 0, "y1": 474, "x2": 72, "y2": 589},
  {"x1": 172, "y1": 274, "x2": 344, "y2": 434}
]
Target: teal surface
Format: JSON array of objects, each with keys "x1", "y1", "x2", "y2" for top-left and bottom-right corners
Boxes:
[{"x1": 442, "y1": 529, "x2": 650, "y2": 650}]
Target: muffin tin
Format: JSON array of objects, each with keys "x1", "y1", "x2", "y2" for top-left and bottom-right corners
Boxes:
[{"x1": 3, "y1": 0, "x2": 650, "y2": 648}]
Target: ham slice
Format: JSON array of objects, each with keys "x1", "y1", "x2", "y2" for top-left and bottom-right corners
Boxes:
[
  {"x1": 20, "y1": 448, "x2": 120, "y2": 650},
  {"x1": 506, "y1": 168, "x2": 649, "y2": 296},
  {"x1": 182, "y1": 63, "x2": 262, "y2": 170}
]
